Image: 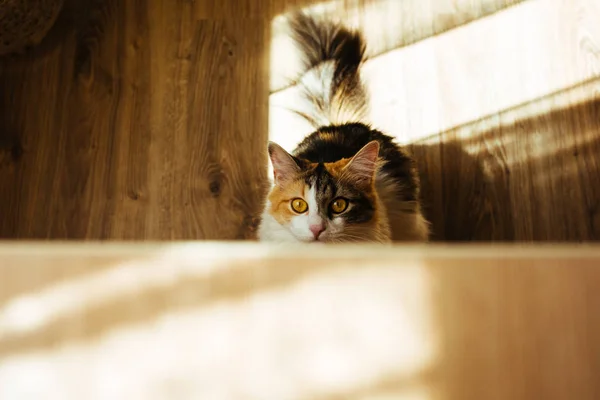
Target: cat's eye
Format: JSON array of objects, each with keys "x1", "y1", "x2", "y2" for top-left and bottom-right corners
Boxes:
[
  {"x1": 330, "y1": 198, "x2": 348, "y2": 214},
  {"x1": 291, "y1": 198, "x2": 308, "y2": 213}
]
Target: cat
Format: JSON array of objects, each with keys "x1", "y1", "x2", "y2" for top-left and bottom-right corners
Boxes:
[{"x1": 257, "y1": 11, "x2": 430, "y2": 243}]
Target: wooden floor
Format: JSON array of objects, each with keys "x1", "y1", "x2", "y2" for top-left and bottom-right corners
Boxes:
[
  {"x1": 1, "y1": 0, "x2": 599, "y2": 240},
  {"x1": 1, "y1": 242, "x2": 600, "y2": 399}
]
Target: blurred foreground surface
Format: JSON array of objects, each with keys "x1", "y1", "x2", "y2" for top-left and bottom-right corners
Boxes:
[{"x1": 1, "y1": 242, "x2": 599, "y2": 400}]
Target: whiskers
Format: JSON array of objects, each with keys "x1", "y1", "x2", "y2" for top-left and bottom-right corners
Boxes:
[{"x1": 326, "y1": 228, "x2": 389, "y2": 243}]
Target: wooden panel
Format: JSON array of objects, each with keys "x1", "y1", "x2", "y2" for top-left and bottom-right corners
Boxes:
[
  {"x1": 0, "y1": 0, "x2": 270, "y2": 239},
  {"x1": 270, "y1": 0, "x2": 600, "y2": 241},
  {"x1": 1, "y1": 0, "x2": 599, "y2": 241},
  {"x1": 411, "y1": 79, "x2": 600, "y2": 241},
  {"x1": 1, "y1": 242, "x2": 599, "y2": 399},
  {"x1": 271, "y1": 0, "x2": 600, "y2": 147},
  {"x1": 270, "y1": 0, "x2": 524, "y2": 92}
]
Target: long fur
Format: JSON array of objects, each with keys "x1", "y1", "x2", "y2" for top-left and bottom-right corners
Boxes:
[
  {"x1": 258, "y1": 12, "x2": 430, "y2": 243},
  {"x1": 287, "y1": 11, "x2": 369, "y2": 128}
]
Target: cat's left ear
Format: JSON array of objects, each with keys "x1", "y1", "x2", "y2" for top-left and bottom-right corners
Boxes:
[
  {"x1": 268, "y1": 142, "x2": 301, "y2": 185},
  {"x1": 343, "y1": 140, "x2": 380, "y2": 187}
]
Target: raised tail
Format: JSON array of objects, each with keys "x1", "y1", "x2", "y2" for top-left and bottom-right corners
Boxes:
[{"x1": 286, "y1": 11, "x2": 369, "y2": 128}]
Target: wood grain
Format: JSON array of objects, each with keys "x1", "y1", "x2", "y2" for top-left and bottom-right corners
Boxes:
[
  {"x1": 1, "y1": 242, "x2": 599, "y2": 399},
  {"x1": 1, "y1": 0, "x2": 600, "y2": 241},
  {"x1": 270, "y1": 0, "x2": 524, "y2": 92},
  {"x1": 0, "y1": 0, "x2": 270, "y2": 239}
]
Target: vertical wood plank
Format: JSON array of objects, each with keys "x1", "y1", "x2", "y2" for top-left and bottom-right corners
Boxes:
[{"x1": 0, "y1": 0, "x2": 270, "y2": 239}]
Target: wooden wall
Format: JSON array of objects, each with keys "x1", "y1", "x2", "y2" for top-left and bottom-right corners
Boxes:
[
  {"x1": 1, "y1": 0, "x2": 599, "y2": 241},
  {"x1": 0, "y1": 0, "x2": 275, "y2": 239}
]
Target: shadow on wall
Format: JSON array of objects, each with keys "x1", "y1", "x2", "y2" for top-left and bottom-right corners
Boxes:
[{"x1": 410, "y1": 79, "x2": 600, "y2": 241}]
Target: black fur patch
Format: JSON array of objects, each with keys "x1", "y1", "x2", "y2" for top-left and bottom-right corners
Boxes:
[
  {"x1": 300, "y1": 161, "x2": 375, "y2": 225},
  {"x1": 293, "y1": 122, "x2": 419, "y2": 203}
]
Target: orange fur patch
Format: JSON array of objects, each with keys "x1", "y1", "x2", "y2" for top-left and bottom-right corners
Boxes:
[
  {"x1": 318, "y1": 132, "x2": 339, "y2": 142},
  {"x1": 267, "y1": 179, "x2": 306, "y2": 225},
  {"x1": 323, "y1": 159, "x2": 350, "y2": 177}
]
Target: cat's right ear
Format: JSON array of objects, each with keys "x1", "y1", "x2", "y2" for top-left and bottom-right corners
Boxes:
[{"x1": 268, "y1": 142, "x2": 301, "y2": 185}]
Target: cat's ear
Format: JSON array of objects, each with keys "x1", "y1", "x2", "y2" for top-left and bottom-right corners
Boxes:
[
  {"x1": 343, "y1": 140, "x2": 380, "y2": 187},
  {"x1": 268, "y1": 142, "x2": 301, "y2": 185}
]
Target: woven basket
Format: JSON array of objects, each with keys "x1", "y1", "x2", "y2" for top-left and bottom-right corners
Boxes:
[{"x1": 0, "y1": 0, "x2": 65, "y2": 56}]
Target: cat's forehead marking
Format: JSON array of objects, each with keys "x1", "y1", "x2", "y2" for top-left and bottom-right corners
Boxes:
[
  {"x1": 305, "y1": 163, "x2": 336, "y2": 201},
  {"x1": 306, "y1": 185, "x2": 319, "y2": 217}
]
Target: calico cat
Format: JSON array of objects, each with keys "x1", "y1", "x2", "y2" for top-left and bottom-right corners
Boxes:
[{"x1": 258, "y1": 11, "x2": 430, "y2": 243}]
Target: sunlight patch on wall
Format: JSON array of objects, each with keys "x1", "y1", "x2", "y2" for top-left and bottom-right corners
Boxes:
[
  {"x1": 270, "y1": 0, "x2": 527, "y2": 93},
  {"x1": 457, "y1": 76, "x2": 600, "y2": 167},
  {"x1": 269, "y1": 0, "x2": 600, "y2": 150}
]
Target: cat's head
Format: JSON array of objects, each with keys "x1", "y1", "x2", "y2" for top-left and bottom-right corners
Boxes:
[{"x1": 264, "y1": 140, "x2": 388, "y2": 243}]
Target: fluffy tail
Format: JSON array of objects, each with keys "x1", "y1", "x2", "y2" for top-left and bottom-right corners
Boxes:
[{"x1": 286, "y1": 12, "x2": 368, "y2": 128}]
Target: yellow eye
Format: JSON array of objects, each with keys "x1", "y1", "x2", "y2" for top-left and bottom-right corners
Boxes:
[
  {"x1": 291, "y1": 198, "x2": 308, "y2": 213},
  {"x1": 330, "y1": 198, "x2": 348, "y2": 214}
]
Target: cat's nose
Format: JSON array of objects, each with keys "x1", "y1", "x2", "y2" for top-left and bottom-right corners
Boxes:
[{"x1": 309, "y1": 224, "x2": 325, "y2": 239}]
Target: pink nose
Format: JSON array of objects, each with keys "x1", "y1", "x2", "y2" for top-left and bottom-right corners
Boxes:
[{"x1": 309, "y1": 224, "x2": 325, "y2": 239}]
